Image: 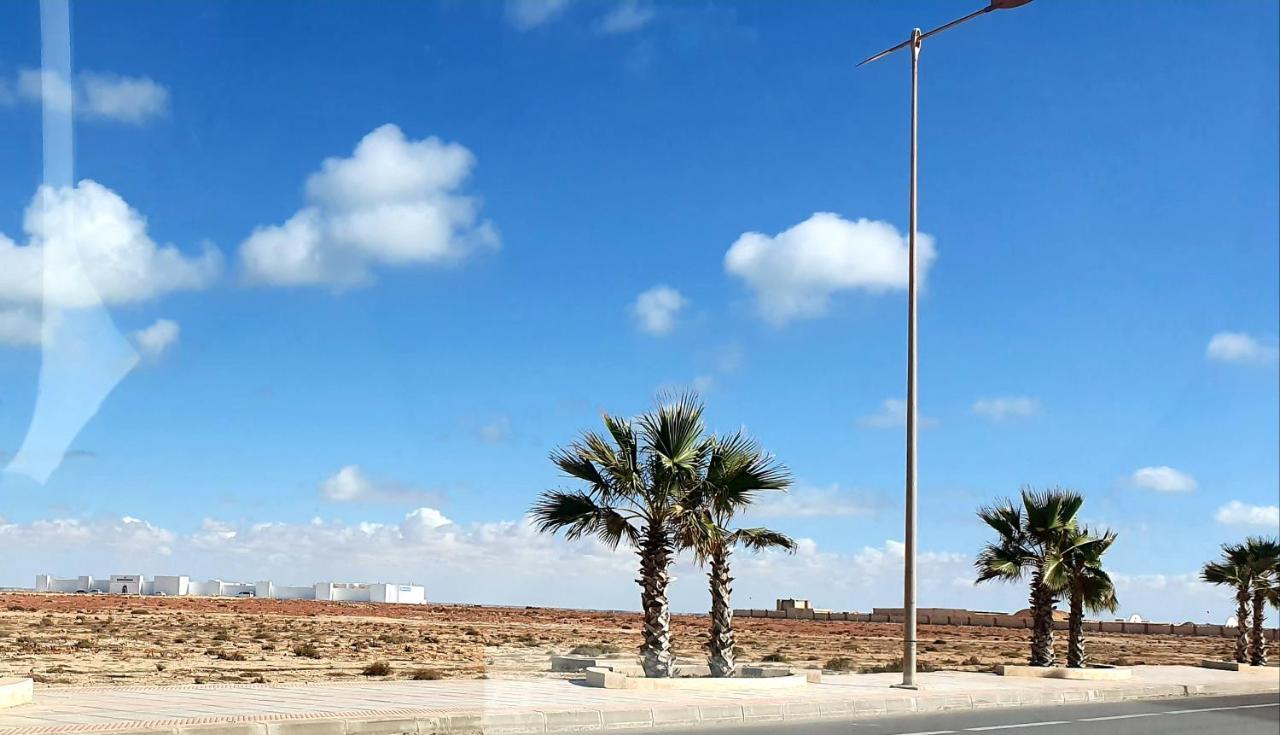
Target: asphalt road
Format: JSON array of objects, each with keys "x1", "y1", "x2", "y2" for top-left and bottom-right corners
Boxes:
[{"x1": 663, "y1": 693, "x2": 1280, "y2": 734}]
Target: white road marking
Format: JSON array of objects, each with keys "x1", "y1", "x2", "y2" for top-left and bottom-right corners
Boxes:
[
  {"x1": 1163, "y1": 703, "x2": 1279, "y2": 715},
  {"x1": 882, "y1": 701, "x2": 1279, "y2": 735},
  {"x1": 965, "y1": 723, "x2": 1069, "y2": 731},
  {"x1": 1077, "y1": 712, "x2": 1162, "y2": 721}
]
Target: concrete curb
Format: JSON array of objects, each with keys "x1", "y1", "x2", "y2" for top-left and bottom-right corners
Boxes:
[
  {"x1": 22, "y1": 678, "x2": 1276, "y2": 735},
  {"x1": 0, "y1": 680, "x2": 33, "y2": 710}
]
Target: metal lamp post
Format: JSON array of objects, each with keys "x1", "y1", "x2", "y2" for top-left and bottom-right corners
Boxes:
[{"x1": 858, "y1": 0, "x2": 1034, "y2": 690}]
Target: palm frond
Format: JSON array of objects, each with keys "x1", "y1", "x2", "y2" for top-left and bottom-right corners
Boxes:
[
  {"x1": 528, "y1": 490, "x2": 639, "y2": 550},
  {"x1": 974, "y1": 542, "x2": 1029, "y2": 584},
  {"x1": 731, "y1": 527, "x2": 797, "y2": 553}
]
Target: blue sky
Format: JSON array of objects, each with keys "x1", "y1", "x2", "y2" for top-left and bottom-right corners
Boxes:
[{"x1": 0, "y1": 0, "x2": 1277, "y2": 622}]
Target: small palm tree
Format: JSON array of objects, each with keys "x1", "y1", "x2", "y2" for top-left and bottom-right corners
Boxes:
[
  {"x1": 530, "y1": 394, "x2": 710, "y2": 678},
  {"x1": 684, "y1": 432, "x2": 796, "y2": 677},
  {"x1": 975, "y1": 487, "x2": 1085, "y2": 667},
  {"x1": 1243, "y1": 536, "x2": 1280, "y2": 666},
  {"x1": 1201, "y1": 543, "x2": 1255, "y2": 664},
  {"x1": 1059, "y1": 526, "x2": 1118, "y2": 668}
]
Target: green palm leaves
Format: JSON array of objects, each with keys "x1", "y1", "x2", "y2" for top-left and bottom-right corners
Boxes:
[
  {"x1": 1202, "y1": 536, "x2": 1280, "y2": 666},
  {"x1": 531, "y1": 394, "x2": 792, "y2": 678},
  {"x1": 686, "y1": 432, "x2": 795, "y2": 677},
  {"x1": 974, "y1": 488, "x2": 1117, "y2": 668}
]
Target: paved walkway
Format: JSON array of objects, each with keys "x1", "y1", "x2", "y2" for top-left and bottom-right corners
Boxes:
[{"x1": 0, "y1": 666, "x2": 1275, "y2": 734}]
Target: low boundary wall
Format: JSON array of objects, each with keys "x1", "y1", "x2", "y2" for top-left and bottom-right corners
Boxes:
[{"x1": 732, "y1": 608, "x2": 1280, "y2": 640}]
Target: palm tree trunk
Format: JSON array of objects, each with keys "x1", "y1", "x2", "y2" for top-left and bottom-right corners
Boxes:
[
  {"x1": 1249, "y1": 588, "x2": 1268, "y2": 667},
  {"x1": 638, "y1": 524, "x2": 675, "y2": 678},
  {"x1": 1234, "y1": 588, "x2": 1251, "y2": 664},
  {"x1": 707, "y1": 545, "x2": 735, "y2": 677},
  {"x1": 1067, "y1": 587, "x2": 1085, "y2": 668},
  {"x1": 1028, "y1": 566, "x2": 1056, "y2": 667}
]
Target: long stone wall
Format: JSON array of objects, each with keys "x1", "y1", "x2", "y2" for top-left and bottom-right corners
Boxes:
[{"x1": 731, "y1": 608, "x2": 1280, "y2": 640}]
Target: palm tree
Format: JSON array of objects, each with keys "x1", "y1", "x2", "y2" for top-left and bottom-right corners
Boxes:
[
  {"x1": 530, "y1": 394, "x2": 710, "y2": 678},
  {"x1": 974, "y1": 487, "x2": 1085, "y2": 667},
  {"x1": 1059, "y1": 526, "x2": 1118, "y2": 668},
  {"x1": 1201, "y1": 543, "x2": 1255, "y2": 664},
  {"x1": 1243, "y1": 536, "x2": 1280, "y2": 666},
  {"x1": 684, "y1": 432, "x2": 796, "y2": 677}
]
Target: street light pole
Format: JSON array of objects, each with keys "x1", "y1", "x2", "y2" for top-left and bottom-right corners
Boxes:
[
  {"x1": 858, "y1": 0, "x2": 1034, "y2": 690},
  {"x1": 902, "y1": 25, "x2": 922, "y2": 690}
]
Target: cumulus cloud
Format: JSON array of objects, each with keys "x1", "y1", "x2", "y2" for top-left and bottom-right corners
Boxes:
[
  {"x1": 318, "y1": 465, "x2": 440, "y2": 505},
  {"x1": 505, "y1": 0, "x2": 570, "y2": 30},
  {"x1": 858, "y1": 398, "x2": 938, "y2": 430},
  {"x1": 0, "y1": 307, "x2": 44, "y2": 347},
  {"x1": 597, "y1": 1, "x2": 655, "y2": 34},
  {"x1": 1206, "y1": 332, "x2": 1279, "y2": 365},
  {"x1": 1215, "y1": 501, "x2": 1280, "y2": 527},
  {"x1": 239, "y1": 124, "x2": 498, "y2": 288},
  {"x1": 1131, "y1": 466, "x2": 1197, "y2": 493},
  {"x1": 131, "y1": 319, "x2": 179, "y2": 360},
  {"x1": 0, "y1": 515, "x2": 175, "y2": 556},
  {"x1": 972, "y1": 396, "x2": 1040, "y2": 422},
  {"x1": 724, "y1": 213, "x2": 935, "y2": 325},
  {"x1": 10, "y1": 68, "x2": 168, "y2": 124},
  {"x1": 747, "y1": 485, "x2": 881, "y2": 519},
  {"x1": 0, "y1": 180, "x2": 220, "y2": 315},
  {"x1": 632, "y1": 285, "x2": 686, "y2": 335},
  {"x1": 0, "y1": 510, "x2": 1240, "y2": 620}
]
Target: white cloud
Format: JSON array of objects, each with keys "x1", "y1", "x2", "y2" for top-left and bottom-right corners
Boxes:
[
  {"x1": 747, "y1": 485, "x2": 880, "y2": 519},
  {"x1": 239, "y1": 124, "x2": 498, "y2": 288},
  {"x1": 0, "y1": 180, "x2": 220, "y2": 311},
  {"x1": 1206, "y1": 332, "x2": 1279, "y2": 365},
  {"x1": 17, "y1": 68, "x2": 74, "y2": 111},
  {"x1": 0, "y1": 511, "x2": 1243, "y2": 621},
  {"x1": 505, "y1": 0, "x2": 570, "y2": 30},
  {"x1": 78, "y1": 72, "x2": 169, "y2": 124},
  {"x1": 632, "y1": 285, "x2": 686, "y2": 335},
  {"x1": 11, "y1": 69, "x2": 168, "y2": 124},
  {"x1": 131, "y1": 319, "x2": 179, "y2": 360},
  {"x1": 972, "y1": 396, "x2": 1040, "y2": 422},
  {"x1": 0, "y1": 515, "x2": 175, "y2": 556},
  {"x1": 858, "y1": 398, "x2": 938, "y2": 430},
  {"x1": 1215, "y1": 501, "x2": 1280, "y2": 527},
  {"x1": 477, "y1": 415, "x2": 512, "y2": 444},
  {"x1": 318, "y1": 465, "x2": 439, "y2": 505},
  {"x1": 724, "y1": 213, "x2": 935, "y2": 325},
  {"x1": 0, "y1": 307, "x2": 44, "y2": 347},
  {"x1": 597, "y1": 1, "x2": 654, "y2": 34},
  {"x1": 1131, "y1": 466, "x2": 1197, "y2": 493}
]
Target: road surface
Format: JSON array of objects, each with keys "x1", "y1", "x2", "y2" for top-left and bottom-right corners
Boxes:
[{"x1": 663, "y1": 692, "x2": 1279, "y2": 734}]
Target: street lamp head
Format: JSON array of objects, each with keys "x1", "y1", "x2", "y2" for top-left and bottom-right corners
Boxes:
[{"x1": 989, "y1": 0, "x2": 1034, "y2": 9}]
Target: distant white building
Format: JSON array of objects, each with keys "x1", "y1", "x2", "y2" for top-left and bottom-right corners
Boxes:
[{"x1": 34, "y1": 573, "x2": 426, "y2": 605}]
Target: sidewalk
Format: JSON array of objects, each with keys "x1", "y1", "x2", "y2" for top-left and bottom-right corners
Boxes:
[{"x1": 0, "y1": 665, "x2": 1275, "y2": 734}]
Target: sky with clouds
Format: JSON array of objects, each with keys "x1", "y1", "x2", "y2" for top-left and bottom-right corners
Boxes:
[{"x1": 0, "y1": 0, "x2": 1277, "y2": 624}]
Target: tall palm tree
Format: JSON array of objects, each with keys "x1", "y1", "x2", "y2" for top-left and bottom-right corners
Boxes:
[
  {"x1": 1243, "y1": 536, "x2": 1280, "y2": 666},
  {"x1": 684, "y1": 432, "x2": 796, "y2": 677},
  {"x1": 974, "y1": 487, "x2": 1086, "y2": 667},
  {"x1": 530, "y1": 394, "x2": 710, "y2": 678},
  {"x1": 1201, "y1": 543, "x2": 1255, "y2": 665},
  {"x1": 1059, "y1": 526, "x2": 1118, "y2": 669}
]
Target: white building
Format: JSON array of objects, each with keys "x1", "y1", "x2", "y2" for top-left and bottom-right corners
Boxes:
[{"x1": 35, "y1": 573, "x2": 426, "y2": 605}]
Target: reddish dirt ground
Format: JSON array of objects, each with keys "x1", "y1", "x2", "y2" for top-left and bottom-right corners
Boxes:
[{"x1": 0, "y1": 592, "x2": 1235, "y2": 687}]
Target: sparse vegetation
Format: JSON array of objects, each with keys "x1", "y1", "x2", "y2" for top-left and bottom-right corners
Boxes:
[
  {"x1": 410, "y1": 668, "x2": 444, "y2": 680},
  {"x1": 361, "y1": 660, "x2": 392, "y2": 676},
  {"x1": 761, "y1": 651, "x2": 789, "y2": 663},
  {"x1": 292, "y1": 643, "x2": 322, "y2": 659},
  {"x1": 569, "y1": 643, "x2": 621, "y2": 656}
]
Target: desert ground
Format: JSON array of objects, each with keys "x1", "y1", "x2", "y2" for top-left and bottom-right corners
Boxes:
[{"x1": 0, "y1": 593, "x2": 1235, "y2": 688}]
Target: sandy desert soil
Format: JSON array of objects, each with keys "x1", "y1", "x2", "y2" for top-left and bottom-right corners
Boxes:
[{"x1": 0, "y1": 592, "x2": 1234, "y2": 688}]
